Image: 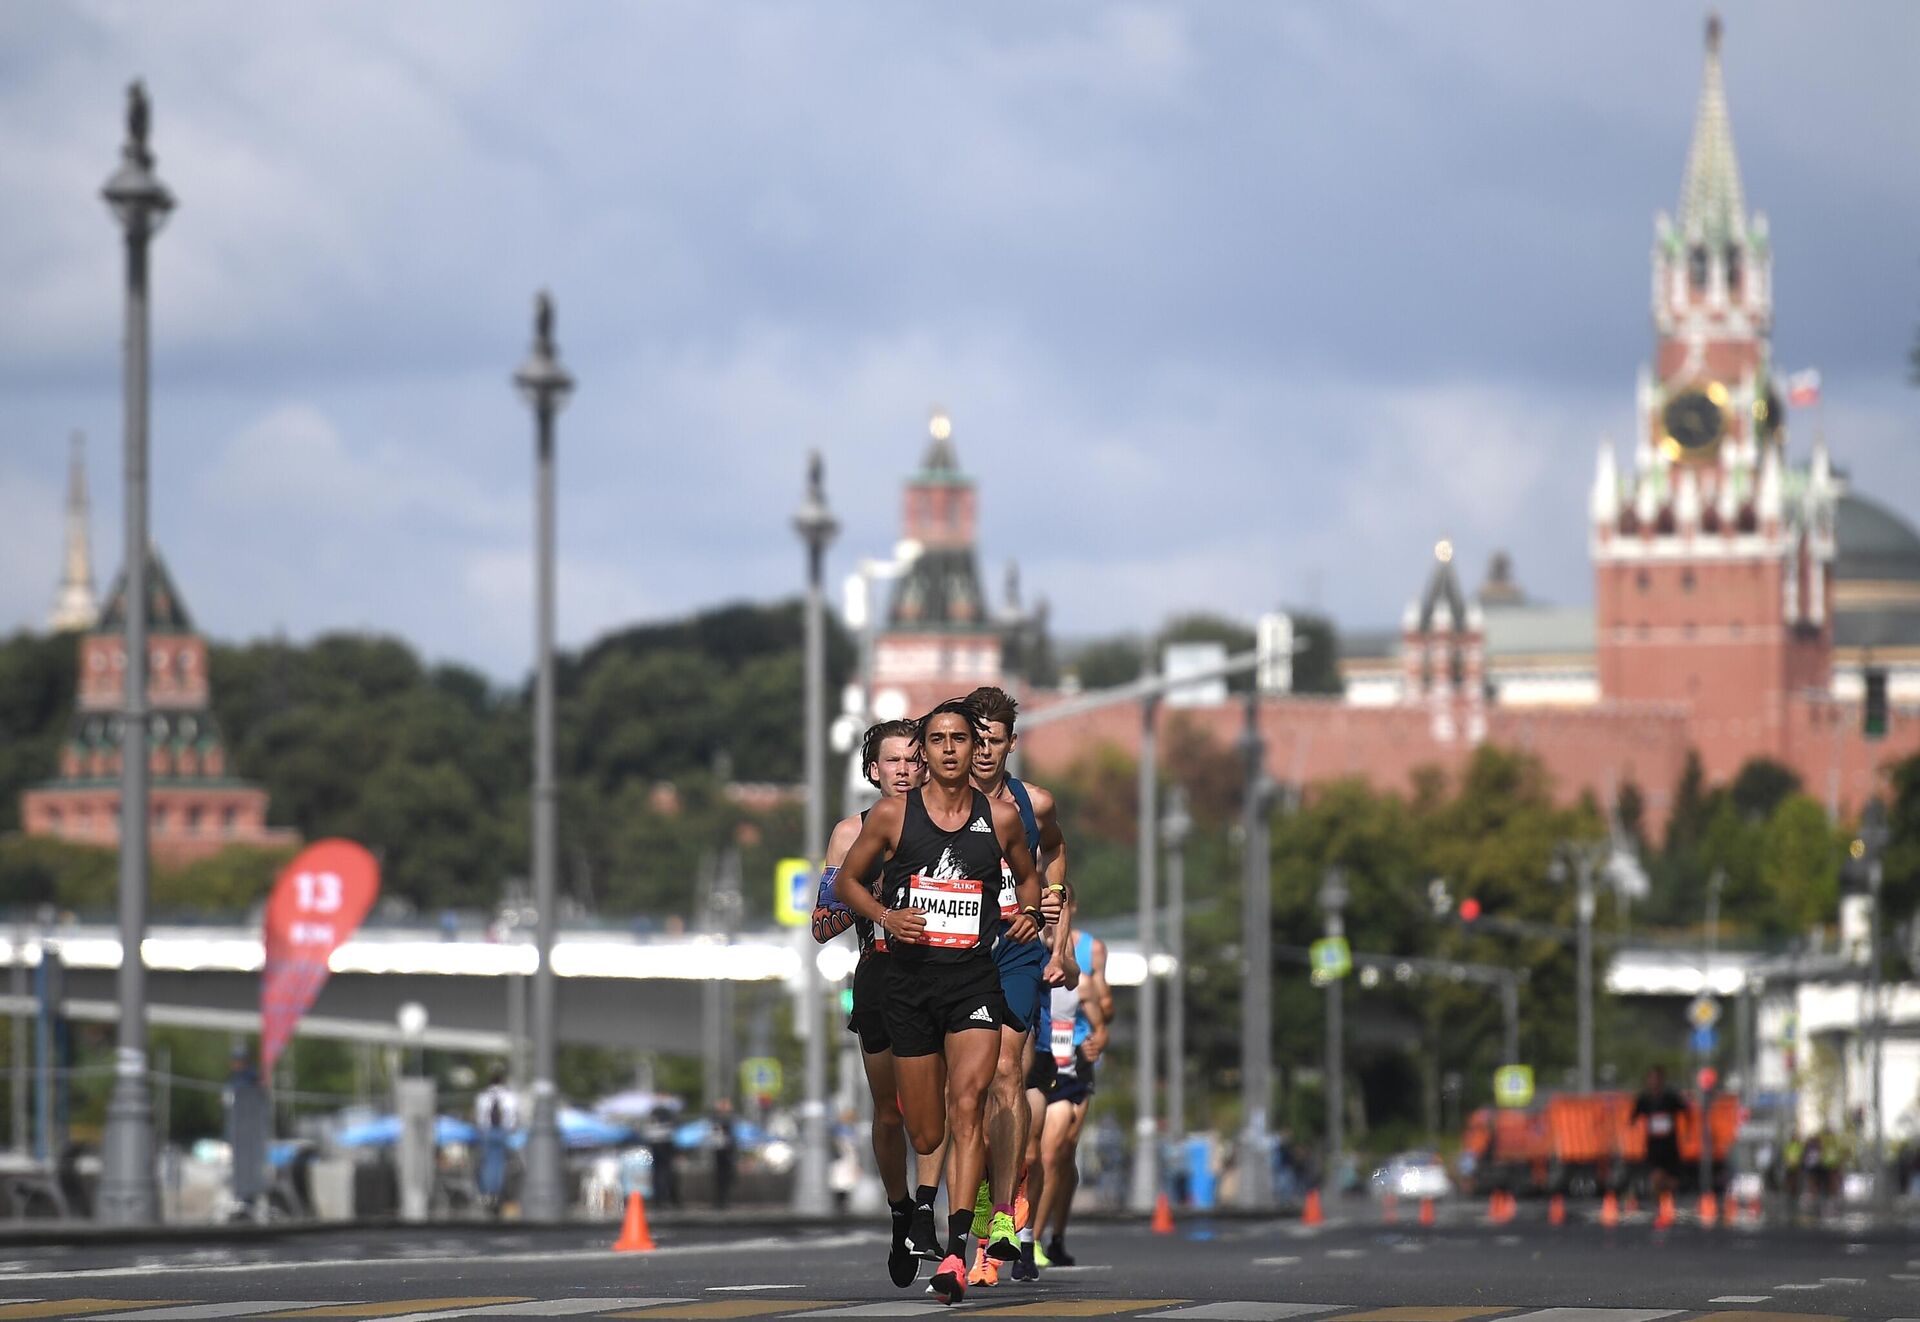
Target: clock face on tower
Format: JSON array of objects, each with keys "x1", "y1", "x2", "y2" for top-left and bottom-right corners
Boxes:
[{"x1": 1661, "y1": 385, "x2": 1727, "y2": 457}]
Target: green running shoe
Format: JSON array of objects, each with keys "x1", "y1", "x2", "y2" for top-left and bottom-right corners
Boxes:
[
  {"x1": 970, "y1": 1178, "x2": 992, "y2": 1238},
  {"x1": 1031, "y1": 1240, "x2": 1052, "y2": 1269},
  {"x1": 985, "y1": 1210, "x2": 1021, "y2": 1261}
]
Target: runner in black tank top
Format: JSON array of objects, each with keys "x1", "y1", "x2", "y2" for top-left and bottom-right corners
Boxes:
[
  {"x1": 809, "y1": 720, "x2": 940, "y2": 1279},
  {"x1": 835, "y1": 698, "x2": 1047, "y2": 1305}
]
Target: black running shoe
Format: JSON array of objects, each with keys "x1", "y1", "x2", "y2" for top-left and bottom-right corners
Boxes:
[
  {"x1": 1046, "y1": 1237, "x2": 1076, "y2": 1267},
  {"x1": 888, "y1": 1237, "x2": 919, "y2": 1288},
  {"x1": 910, "y1": 1204, "x2": 942, "y2": 1260}
]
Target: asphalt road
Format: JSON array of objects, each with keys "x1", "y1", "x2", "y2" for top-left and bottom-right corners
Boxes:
[{"x1": 0, "y1": 1202, "x2": 1913, "y2": 1320}]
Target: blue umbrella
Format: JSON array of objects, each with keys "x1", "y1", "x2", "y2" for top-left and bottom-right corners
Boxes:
[
  {"x1": 335, "y1": 1114, "x2": 478, "y2": 1149},
  {"x1": 509, "y1": 1106, "x2": 635, "y2": 1151}
]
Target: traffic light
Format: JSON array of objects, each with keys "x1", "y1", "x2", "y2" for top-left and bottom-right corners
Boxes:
[
  {"x1": 839, "y1": 988, "x2": 855, "y2": 1015},
  {"x1": 1459, "y1": 897, "x2": 1482, "y2": 924},
  {"x1": 1864, "y1": 667, "x2": 1888, "y2": 740},
  {"x1": 1696, "y1": 1065, "x2": 1718, "y2": 1093}
]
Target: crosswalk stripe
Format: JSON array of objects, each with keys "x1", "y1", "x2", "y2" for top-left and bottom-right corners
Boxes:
[
  {"x1": 1500, "y1": 1311, "x2": 1679, "y2": 1322},
  {"x1": 966, "y1": 1303, "x2": 1185, "y2": 1318},
  {"x1": 106, "y1": 1304, "x2": 347, "y2": 1320},
  {"x1": 606, "y1": 1304, "x2": 848, "y2": 1319},
  {"x1": 260, "y1": 1303, "x2": 531, "y2": 1318},
  {"x1": 1143, "y1": 1306, "x2": 1344, "y2": 1320},
  {"x1": 1702, "y1": 1313, "x2": 1845, "y2": 1322},
  {"x1": 0, "y1": 1304, "x2": 179, "y2": 1320},
  {"x1": 359, "y1": 1301, "x2": 690, "y2": 1321},
  {"x1": 1709, "y1": 1299, "x2": 1770, "y2": 1305},
  {"x1": 1326, "y1": 1310, "x2": 1513, "y2": 1322}
]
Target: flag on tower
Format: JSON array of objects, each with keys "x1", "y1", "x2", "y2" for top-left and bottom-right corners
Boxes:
[{"x1": 1785, "y1": 369, "x2": 1822, "y2": 408}]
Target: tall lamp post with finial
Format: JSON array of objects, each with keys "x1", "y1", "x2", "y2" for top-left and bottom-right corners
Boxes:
[
  {"x1": 98, "y1": 79, "x2": 173, "y2": 1225},
  {"x1": 792, "y1": 453, "x2": 839, "y2": 1215},
  {"x1": 514, "y1": 292, "x2": 573, "y2": 1220}
]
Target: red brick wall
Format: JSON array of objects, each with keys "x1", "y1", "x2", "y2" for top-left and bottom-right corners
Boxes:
[{"x1": 20, "y1": 784, "x2": 296, "y2": 864}]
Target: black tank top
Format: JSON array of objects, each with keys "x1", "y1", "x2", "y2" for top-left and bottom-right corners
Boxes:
[{"x1": 881, "y1": 787, "x2": 1003, "y2": 965}]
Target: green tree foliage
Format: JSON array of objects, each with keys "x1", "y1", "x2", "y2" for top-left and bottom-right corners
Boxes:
[
  {"x1": 1760, "y1": 794, "x2": 1843, "y2": 935},
  {"x1": 0, "y1": 600, "x2": 848, "y2": 922},
  {"x1": 1068, "y1": 637, "x2": 1146, "y2": 691},
  {"x1": 1884, "y1": 751, "x2": 1920, "y2": 924}
]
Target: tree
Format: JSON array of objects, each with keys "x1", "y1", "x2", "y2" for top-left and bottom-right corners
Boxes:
[
  {"x1": 1069, "y1": 637, "x2": 1146, "y2": 691},
  {"x1": 1759, "y1": 793, "x2": 1842, "y2": 935},
  {"x1": 1730, "y1": 757, "x2": 1802, "y2": 821}
]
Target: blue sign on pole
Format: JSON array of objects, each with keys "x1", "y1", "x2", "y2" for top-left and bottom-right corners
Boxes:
[{"x1": 1690, "y1": 1025, "x2": 1716, "y2": 1054}]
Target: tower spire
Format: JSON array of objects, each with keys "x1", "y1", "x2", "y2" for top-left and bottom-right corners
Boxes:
[
  {"x1": 49, "y1": 431, "x2": 100, "y2": 633},
  {"x1": 1679, "y1": 11, "x2": 1746, "y2": 246}
]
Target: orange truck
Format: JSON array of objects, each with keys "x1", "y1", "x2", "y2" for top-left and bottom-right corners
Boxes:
[{"x1": 1461, "y1": 1091, "x2": 1738, "y2": 1196}]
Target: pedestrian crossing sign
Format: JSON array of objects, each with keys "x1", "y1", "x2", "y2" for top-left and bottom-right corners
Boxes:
[
  {"x1": 741, "y1": 1056, "x2": 782, "y2": 1101},
  {"x1": 1309, "y1": 937, "x2": 1352, "y2": 980},
  {"x1": 1494, "y1": 1064, "x2": 1534, "y2": 1108},
  {"x1": 775, "y1": 857, "x2": 813, "y2": 928}
]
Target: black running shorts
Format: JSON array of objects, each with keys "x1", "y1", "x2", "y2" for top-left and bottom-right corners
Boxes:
[
  {"x1": 883, "y1": 957, "x2": 1007, "y2": 1058},
  {"x1": 1025, "y1": 1041, "x2": 1058, "y2": 1093},
  {"x1": 847, "y1": 953, "x2": 891, "y2": 1055}
]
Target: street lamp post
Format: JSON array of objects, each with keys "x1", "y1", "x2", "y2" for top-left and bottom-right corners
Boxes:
[
  {"x1": 1162, "y1": 786, "x2": 1192, "y2": 1156},
  {"x1": 792, "y1": 453, "x2": 838, "y2": 1215},
  {"x1": 1549, "y1": 842, "x2": 1604, "y2": 1094},
  {"x1": 1860, "y1": 798, "x2": 1890, "y2": 1218},
  {"x1": 98, "y1": 80, "x2": 174, "y2": 1226},
  {"x1": 1319, "y1": 868, "x2": 1349, "y2": 1195},
  {"x1": 1126, "y1": 670, "x2": 1162, "y2": 1215},
  {"x1": 514, "y1": 292, "x2": 573, "y2": 1220},
  {"x1": 1698, "y1": 867, "x2": 1724, "y2": 1206},
  {"x1": 1236, "y1": 687, "x2": 1274, "y2": 1208}
]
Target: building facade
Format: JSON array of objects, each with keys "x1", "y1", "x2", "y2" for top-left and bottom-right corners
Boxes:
[{"x1": 20, "y1": 547, "x2": 297, "y2": 864}]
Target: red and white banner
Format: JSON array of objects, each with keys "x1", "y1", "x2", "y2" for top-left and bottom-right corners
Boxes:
[{"x1": 261, "y1": 839, "x2": 379, "y2": 1072}]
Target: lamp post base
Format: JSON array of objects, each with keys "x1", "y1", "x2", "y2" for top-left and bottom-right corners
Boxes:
[
  {"x1": 96, "y1": 1069, "x2": 159, "y2": 1225},
  {"x1": 1235, "y1": 1119, "x2": 1274, "y2": 1209},
  {"x1": 791, "y1": 1100, "x2": 832, "y2": 1216},
  {"x1": 520, "y1": 1087, "x2": 568, "y2": 1221},
  {"x1": 1127, "y1": 1116, "x2": 1160, "y2": 1214}
]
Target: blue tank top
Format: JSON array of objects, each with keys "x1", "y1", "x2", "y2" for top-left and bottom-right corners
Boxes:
[
  {"x1": 1072, "y1": 931, "x2": 1095, "y2": 1045},
  {"x1": 1006, "y1": 777, "x2": 1042, "y2": 855}
]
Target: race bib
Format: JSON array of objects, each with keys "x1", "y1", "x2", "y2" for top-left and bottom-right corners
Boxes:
[
  {"x1": 1649, "y1": 1113, "x2": 1673, "y2": 1137},
  {"x1": 908, "y1": 875, "x2": 985, "y2": 949},
  {"x1": 1051, "y1": 1018, "x2": 1077, "y2": 1072},
  {"x1": 997, "y1": 861, "x2": 1019, "y2": 920}
]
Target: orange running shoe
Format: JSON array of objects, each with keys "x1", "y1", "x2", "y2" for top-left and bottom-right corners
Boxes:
[
  {"x1": 968, "y1": 1246, "x2": 1000, "y2": 1287},
  {"x1": 930, "y1": 1254, "x2": 967, "y2": 1305}
]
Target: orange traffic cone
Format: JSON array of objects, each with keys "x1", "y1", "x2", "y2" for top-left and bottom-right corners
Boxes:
[
  {"x1": 1600, "y1": 1190, "x2": 1619, "y2": 1227},
  {"x1": 1548, "y1": 1194, "x2": 1566, "y2": 1226},
  {"x1": 612, "y1": 1189, "x2": 656, "y2": 1252},
  {"x1": 1419, "y1": 1197, "x2": 1435, "y2": 1226},
  {"x1": 1152, "y1": 1191, "x2": 1176, "y2": 1235},
  {"x1": 1381, "y1": 1193, "x2": 1398, "y2": 1224},
  {"x1": 1302, "y1": 1188, "x2": 1324, "y2": 1226},
  {"x1": 1654, "y1": 1190, "x2": 1675, "y2": 1229},
  {"x1": 1699, "y1": 1192, "x2": 1718, "y2": 1226}
]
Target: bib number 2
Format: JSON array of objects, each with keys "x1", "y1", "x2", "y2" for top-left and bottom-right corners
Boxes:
[{"x1": 908, "y1": 875, "x2": 985, "y2": 949}]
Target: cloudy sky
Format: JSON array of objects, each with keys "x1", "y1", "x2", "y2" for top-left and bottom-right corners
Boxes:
[{"x1": 2, "y1": 1, "x2": 1917, "y2": 679}]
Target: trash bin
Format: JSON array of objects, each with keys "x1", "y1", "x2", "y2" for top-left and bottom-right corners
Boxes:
[{"x1": 1185, "y1": 1134, "x2": 1217, "y2": 1210}]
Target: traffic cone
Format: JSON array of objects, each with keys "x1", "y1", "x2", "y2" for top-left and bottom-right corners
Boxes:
[
  {"x1": 1152, "y1": 1191, "x2": 1176, "y2": 1235},
  {"x1": 1548, "y1": 1194, "x2": 1566, "y2": 1226},
  {"x1": 1654, "y1": 1190, "x2": 1675, "y2": 1229},
  {"x1": 1419, "y1": 1197, "x2": 1435, "y2": 1226},
  {"x1": 1302, "y1": 1188, "x2": 1324, "y2": 1226},
  {"x1": 1600, "y1": 1190, "x2": 1619, "y2": 1227},
  {"x1": 612, "y1": 1189, "x2": 656, "y2": 1252},
  {"x1": 1699, "y1": 1192, "x2": 1718, "y2": 1226},
  {"x1": 1381, "y1": 1193, "x2": 1398, "y2": 1224}
]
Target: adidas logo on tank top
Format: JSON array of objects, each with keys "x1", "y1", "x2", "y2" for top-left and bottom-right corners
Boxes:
[{"x1": 969, "y1": 818, "x2": 992, "y2": 833}]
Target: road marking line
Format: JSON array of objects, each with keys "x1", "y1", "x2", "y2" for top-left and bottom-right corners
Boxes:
[
  {"x1": 1708, "y1": 1299, "x2": 1769, "y2": 1305},
  {"x1": 1043, "y1": 1268, "x2": 1113, "y2": 1274},
  {"x1": 1703, "y1": 1313, "x2": 1844, "y2": 1322},
  {"x1": 1325, "y1": 1310, "x2": 1513, "y2": 1322},
  {"x1": 711, "y1": 1288, "x2": 810, "y2": 1293},
  {"x1": 1142, "y1": 1305, "x2": 1344, "y2": 1320},
  {"x1": 1325, "y1": 1250, "x2": 1366, "y2": 1260},
  {"x1": 967, "y1": 1303, "x2": 1185, "y2": 1318},
  {"x1": 357, "y1": 1300, "x2": 687, "y2": 1321},
  {"x1": 1500, "y1": 1311, "x2": 1678, "y2": 1322},
  {"x1": 1252, "y1": 1257, "x2": 1301, "y2": 1267},
  {"x1": 261, "y1": 1303, "x2": 530, "y2": 1319},
  {"x1": 785, "y1": 1306, "x2": 953, "y2": 1318},
  {"x1": 0, "y1": 1236, "x2": 876, "y2": 1286},
  {"x1": 0, "y1": 1305, "x2": 179, "y2": 1320},
  {"x1": 107, "y1": 1305, "x2": 347, "y2": 1320},
  {"x1": 605, "y1": 1304, "x2": 847, "y2": 1319},
  {"x1": 1817, "y1": 1279, "x2": 1864, "y2": 1286},
  {"x1": 1771, "y1": 1285, "x2": 1825, "y2": 1291},
  {"x1": 1892, "y1": 1274, "x2": 1920, "y2": 1282}
]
